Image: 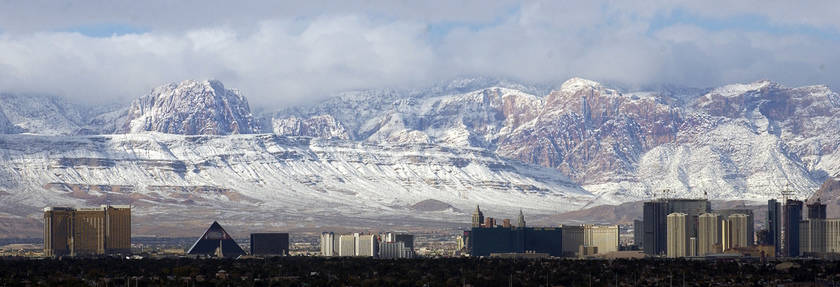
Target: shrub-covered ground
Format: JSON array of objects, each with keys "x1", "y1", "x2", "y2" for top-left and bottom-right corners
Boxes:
[{"x1": 0, "y1": 257, "x2": 838, "y2": 286}]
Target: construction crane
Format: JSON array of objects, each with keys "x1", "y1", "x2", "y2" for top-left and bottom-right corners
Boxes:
[
  {"x1": 661, "y1": 188, "x2": 672, "y2": 200},
  {"x1": 780, "y1": 183, "x2": 795, "y2": 203}
]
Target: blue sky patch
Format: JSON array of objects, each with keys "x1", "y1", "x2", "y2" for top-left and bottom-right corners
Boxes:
[
  {"x1": 61, "y1": 23, "x2": 147, "y2": 37},
  {"x1": 648, "y1": 8, "x2": 840, "y2": 41},
  {"x1": 426, "y1": 4, "x2": 519, "y2": 42}
]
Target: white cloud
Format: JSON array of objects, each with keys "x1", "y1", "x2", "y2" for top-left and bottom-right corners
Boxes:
[
  {"x1": 0, "y1": 1, "x2": 838, "y2": 108},
  {"x1": 0, "y1": 17, "x2": 439, "y2": 107}
]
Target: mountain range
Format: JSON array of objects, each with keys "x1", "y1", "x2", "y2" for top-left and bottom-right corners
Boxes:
[{"x1": 0, "y1": 77, "x2": 837, "y2": 237}]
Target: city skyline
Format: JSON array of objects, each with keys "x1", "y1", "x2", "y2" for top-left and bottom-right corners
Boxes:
[{"x1": 1, "y1": 1, "x2": 838, "y2": 285}]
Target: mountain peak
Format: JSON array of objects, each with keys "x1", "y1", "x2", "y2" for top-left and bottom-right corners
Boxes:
[
  {"x1": 707, "y1": 80, "x2": 779, "y2": 98},
  {"x1": 117, "y1": 79, "x2": 257, "y2": 135},
  {"x1": 560, "y1": 77, "x2": 602, "y2": 93}
]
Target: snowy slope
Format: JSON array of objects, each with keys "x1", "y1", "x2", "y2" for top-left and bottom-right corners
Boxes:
[
  {"x1": 0, "y1": 77, "x2": 837, "y2": 232},
  {"x1": 0, "y1": 133, "x2": 594, "y2": 232},
  {"x1": 0, "y1": 93, "x2": 117, "y2": 135},
  {"x1": 273, "y1": 78, "x2": 840, "y2": 204}
]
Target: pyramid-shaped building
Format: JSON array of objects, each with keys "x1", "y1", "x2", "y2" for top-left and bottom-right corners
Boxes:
[{"x1": 187, "y1": 221, "x2": 246, "y2": 258}]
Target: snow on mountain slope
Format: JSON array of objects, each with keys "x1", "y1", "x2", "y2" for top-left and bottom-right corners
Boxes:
[
  {"x1": 0, "y1": 133, "x2": 594, "y2": 234},
  {"x1": 0, "y1": 107, "x2": 16, "y2": 134},
  {"x1": 597, "y1": 121, "x2": 818, "y2": 204},
  {"x1": 271, "y1": 78, "x2": 840, "y2": 204},
  {"x1": 117, "y1": 80, "x2": 257, "y2": 135},
  {"x1": 270, "y1": 77, "x2": 551, "y2": 141},
  {"x1": 272, "y1": 115, "x2": 350, "y2": 139},
  {"x1": 0, "y1": 76, "x2": 837, "y2": 231},
  {"x1": 0, "y1": 93, "x2": 115, "y2": 135}
]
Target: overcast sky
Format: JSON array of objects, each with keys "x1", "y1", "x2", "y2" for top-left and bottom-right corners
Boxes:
[{"x1": 0, "y1": 0, "x2": 838, "y2": 107}]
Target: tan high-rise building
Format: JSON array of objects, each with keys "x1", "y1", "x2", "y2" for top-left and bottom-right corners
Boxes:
[
  {"x1": 800, "y1": 218, "x2": 840, "y2": 256},
  {"x1": 43, "y1": 205, "x2": 131, "y2": 257},
  {"x1": 104, "y1": 205, "x2": 131, "y2": 254},
  {"x1": 320, "y1": 232, "x2": 336, "y2": 256},
  {"x1": 723, "y1": 214, "x2": 749, "y2": 251},
  {"x1": 73, "y1": 207, "x2": 106, "y2": 256},
  {"x1": 43, "y1": 207, "x2": 74, "y2": 257},
  {"x1": 689, "y1": 237, "x2": 697, "y2": 257},
  {"x1": 471, "y1": 205, "x2": 484, "y2": 228},
  {"x1": 800, "y1": 219, "x2": 824, "y2": 255},
  {"x1": 561, "y1": 224, "x2": 619, "y2": 256},
  {"x1": 583, "y1": 224, "x2": 619, "y2": 254},
  {"x1": 667, "y1": 213, "x2": 688, "y2": 258},
  {"x1": 338, "y1": 234, "x2": 356, "y2": 256},
  {"x1": 356, "y1": 234, "x2": 378, "y2": 257},
  {"x1": 698, "y1": 213, "x2": 722, "y2": 255},
  {"x1": 826, "y1": 219, "x2": 840, "y2": 254}
]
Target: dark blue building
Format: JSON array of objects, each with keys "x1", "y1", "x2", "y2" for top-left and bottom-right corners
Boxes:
[
  {"x1": 784, "y1": 199, "x2": 803, "y2": 257},
  {"x1": 469, "y1": 211, "x2": 562, "y2": 256},
  {"x1": 250, "y1": 233, "x2": 289, "y2": 256},
  {"x1": 767, "y1": 199, "x2": 781, "y2": 255},
  {"x1": 469, "y1": 227, "x2": 563, "y2": 256}
]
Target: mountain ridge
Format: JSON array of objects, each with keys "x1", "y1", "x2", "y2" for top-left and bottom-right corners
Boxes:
[{"x1": 0, "y1": 76, "x2": 837, "y2": 236}]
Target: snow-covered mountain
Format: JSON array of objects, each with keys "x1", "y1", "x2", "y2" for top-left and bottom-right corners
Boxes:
[
  {"x1": 0, "y1": 133, "x2": 592, "y2": 236},
  {"x1": 0, "y1": 77, "x2": 838, "y2": 236},
  {"x1": 271, "y1": 77, "x2": 840, "y2": 204},
  {"x1": 117, "y1": 80, "x2": 257, "y2": 135},
  {"x1": 0, "y1": 93, "x2": 119, "y2": 135}
]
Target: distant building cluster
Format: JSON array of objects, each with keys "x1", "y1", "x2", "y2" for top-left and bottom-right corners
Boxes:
[
  {"x1": 636, "y1": 197, "x2": 840, "y2": 258},
  {"x1": 640, "y1": 199, "x2": 762, "y2": 257},
  {"x1": 43, "y1": 205, "x2": 131, "y2": 257},
  {"x1": 186, "y1": 221, "x2": 289, "y2": 258},
  {"x1": 42, "y1": 195, "x2": 839, "y2": 260},
  {"x1": 43, "y1": 205, "x2": 293, "y2": 259},
  {"x1": 320, "y1": 232, "x2": 415, "y2": 258},
  {"x1": 464, "y1": 206, "x2": 618, "y2": 258},
  {"x1": 797, "y1": 200, "x2": 840, "y2": 256}
]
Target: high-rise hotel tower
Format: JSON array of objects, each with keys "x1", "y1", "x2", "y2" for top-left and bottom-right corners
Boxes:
[{"x1": 44, "y1": 205, "x2": 131, "y2": 257}]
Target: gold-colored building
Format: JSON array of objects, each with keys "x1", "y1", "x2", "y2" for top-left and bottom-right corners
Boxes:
[
  {"x1": 43, "y1": 205, "x2": 131, "y2": 257},
  {"x1": 698, "y1": 213, "x2": 722, "y2": 256},
  {"x1": 105, "y1": 205, "x2": 131, "y2": 254},
  {"x1": 73, "y1": 207, "x2": 106, "y2": 255},
  {"x1": 667, "y1": 212, "x2": 688, "y2": 258},
  {"x1": 43, "y1": 207, "x2": 74, "y2": 257},
  {"x1": 583, "y1": 224, "x2": 619, "y2": 254},
  {"x1": 723, "y1": 214, "x2": 749, "y2": 251},
  {"x1": 560, "y1": 224, "x2": 619, "y2": 257}
]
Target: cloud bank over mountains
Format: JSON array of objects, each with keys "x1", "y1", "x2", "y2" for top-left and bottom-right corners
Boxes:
[{"x1": 0, "y1": 1, "x2": 838, "y2": 107}]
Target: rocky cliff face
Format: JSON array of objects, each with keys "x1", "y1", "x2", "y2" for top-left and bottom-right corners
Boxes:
[
  {"x1": 497, "y1": 78, "x2": 683, "y2": 184},
  {"x1": 272, "y1": 115, "x2": 350, "y2": 139},
  {"x1": 118, "y1": 80, "x2": 257, "y2": 135}
]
